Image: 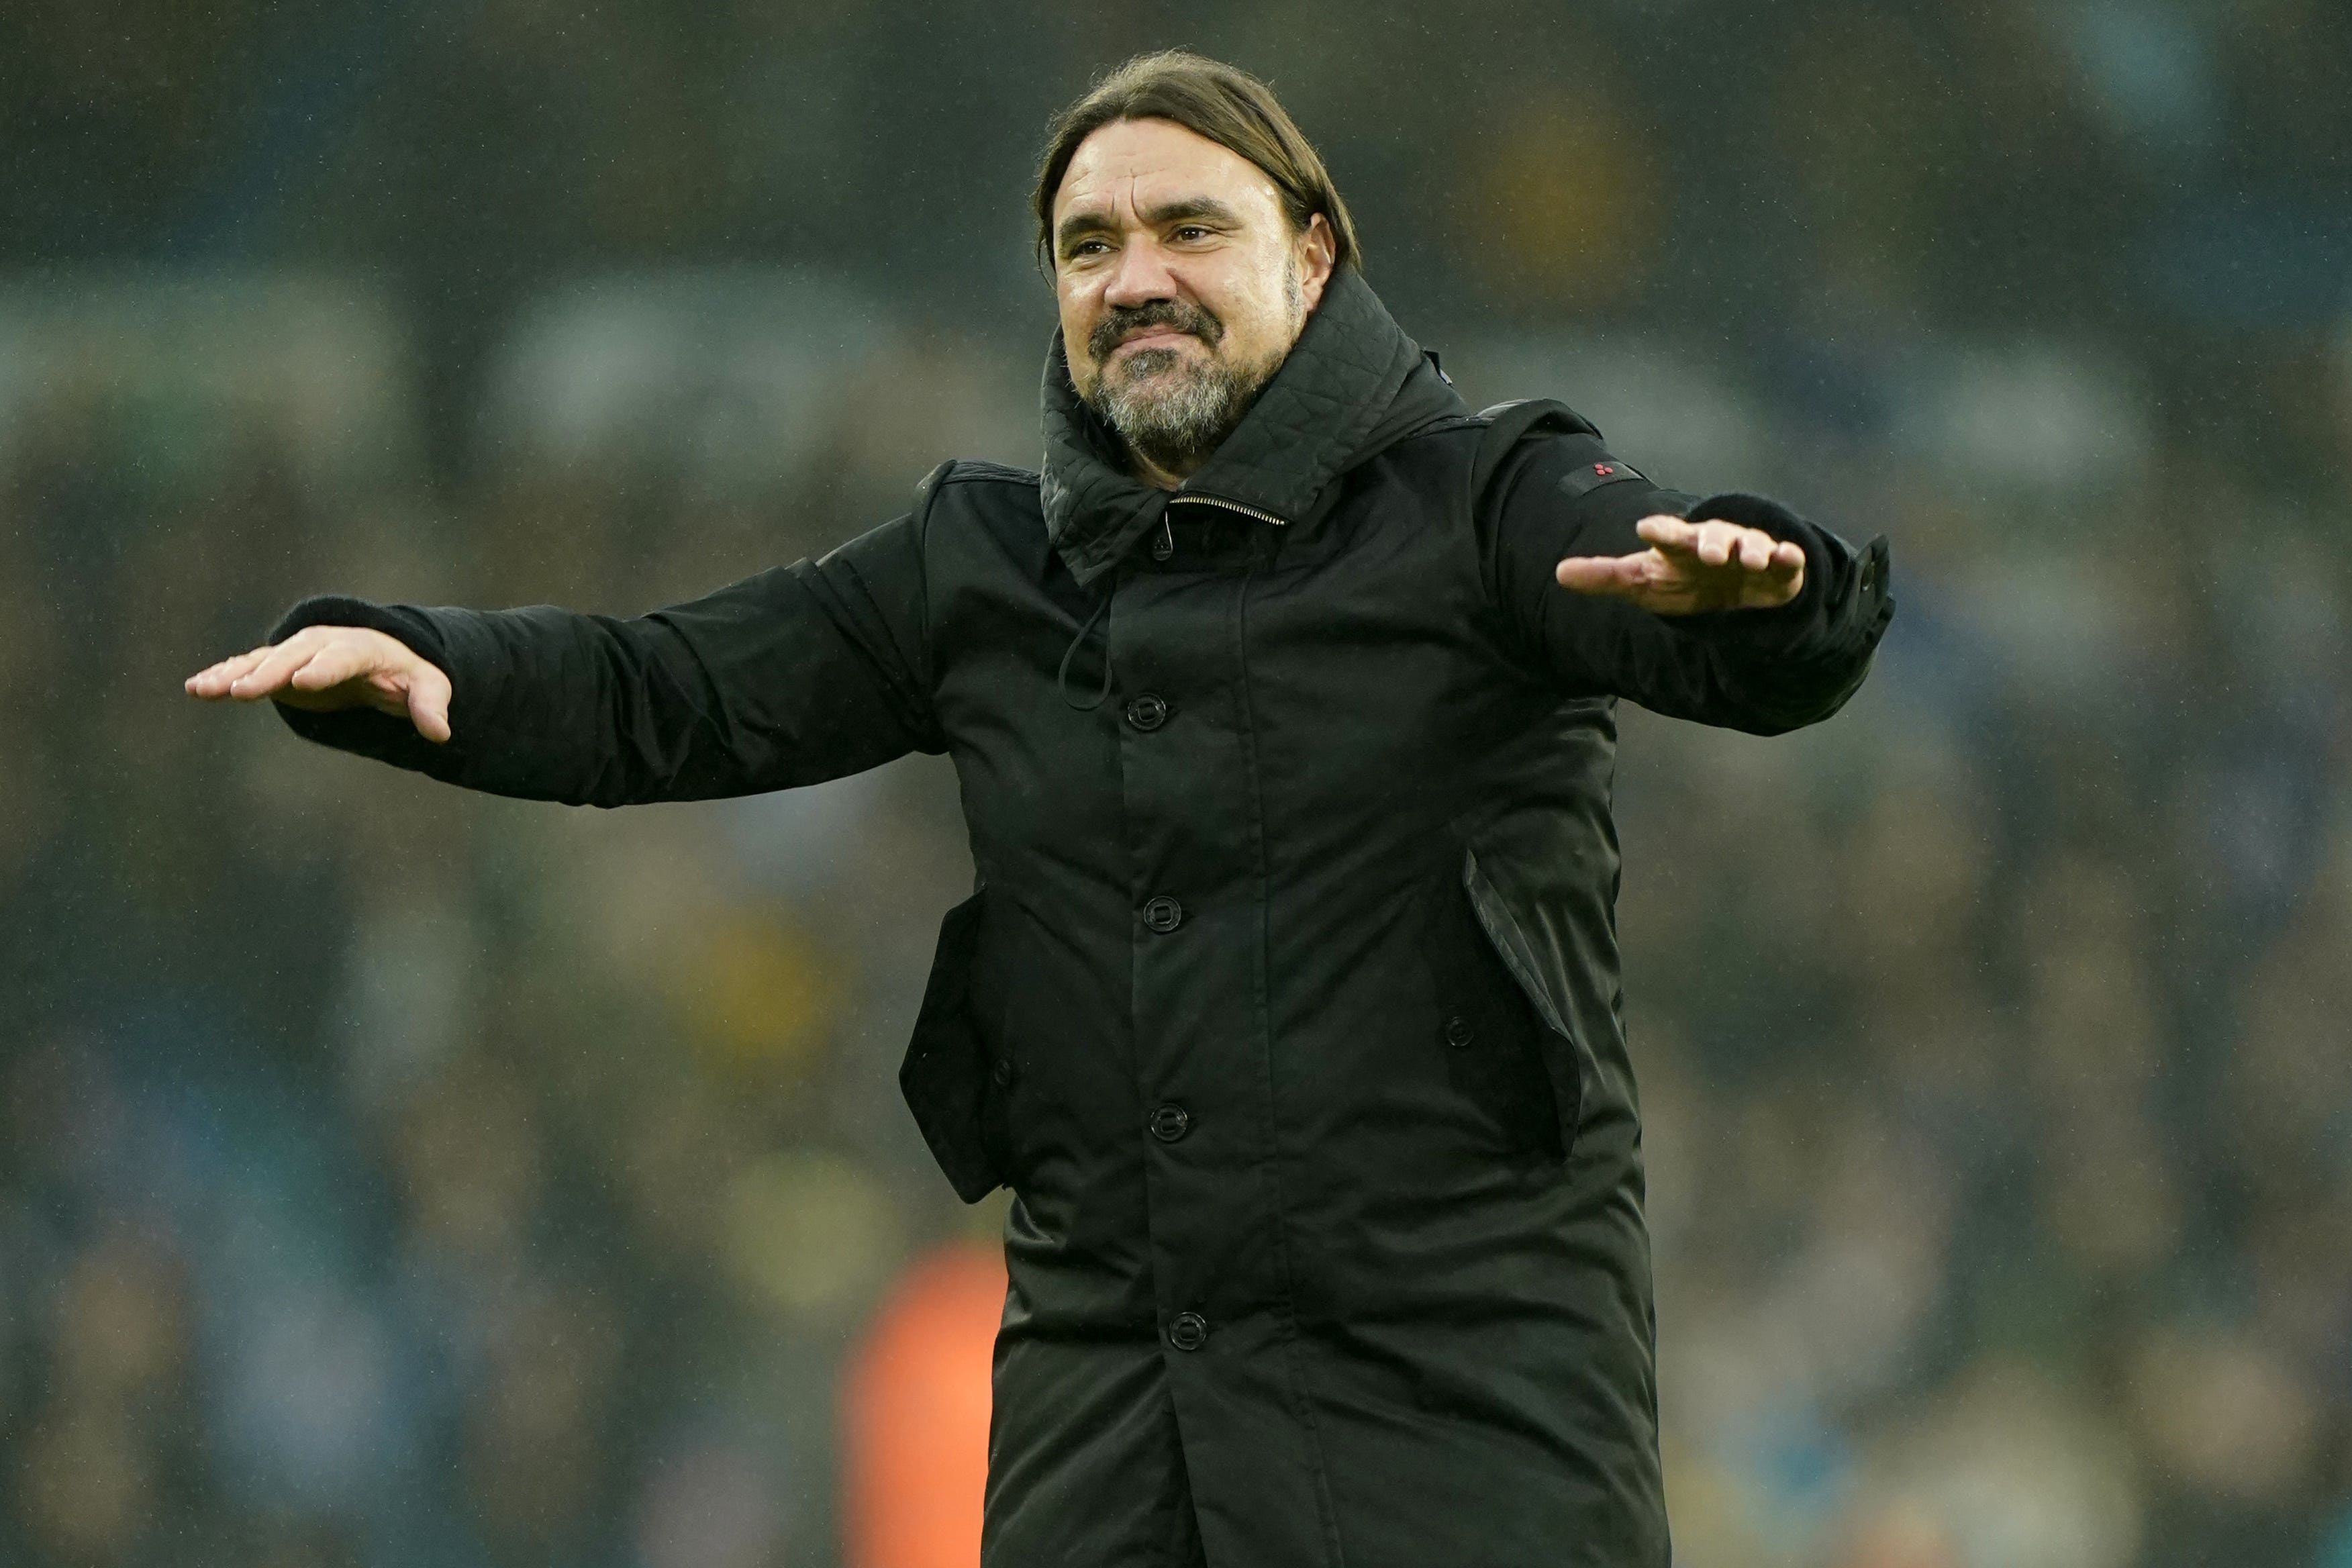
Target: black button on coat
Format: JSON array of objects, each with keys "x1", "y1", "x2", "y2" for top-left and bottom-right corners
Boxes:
[{"x1": 269, "y1": 266, "x2": 1894, "y2": 1568}]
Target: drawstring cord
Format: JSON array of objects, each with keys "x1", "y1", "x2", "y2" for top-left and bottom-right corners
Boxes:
[
  {"x1": 1057, "y1": 507, "x2": 1171, "y2": 712},
  {"x1": 1057, "y1": 587, "x2": 1116, "y2": 710}
]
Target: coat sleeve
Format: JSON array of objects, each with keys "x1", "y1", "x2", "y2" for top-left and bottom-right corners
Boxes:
[
  {"x1": 264, "y1": 494, "x2": 945, "y2": 805},
  {"x1": 1481, "y1": 430, "x2": 1895, "y2": 734}
]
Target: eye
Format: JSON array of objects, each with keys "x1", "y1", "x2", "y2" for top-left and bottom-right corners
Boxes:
[{"x1": 1173, "y1": 224, "x2": 1212, "y2": 242}]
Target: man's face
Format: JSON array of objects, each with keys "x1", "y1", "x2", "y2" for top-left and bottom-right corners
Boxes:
[{"x1": 1051, "y1": 117, "x2": 1335, "y2": 483}]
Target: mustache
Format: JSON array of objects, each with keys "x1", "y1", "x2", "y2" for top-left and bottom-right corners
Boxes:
[{"x1": 1089, "y1": 300, "x2": 1223, "y2": 364}]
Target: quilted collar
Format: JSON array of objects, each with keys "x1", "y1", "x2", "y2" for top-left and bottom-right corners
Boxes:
[{"x1": 1037, "y1": 266, "x2": 1455, "y2": 589}]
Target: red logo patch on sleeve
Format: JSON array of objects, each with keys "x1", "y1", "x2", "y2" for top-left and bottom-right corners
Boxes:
[{"x1": 1555, "y1": 454, "x2": 1647, "y2": 502}]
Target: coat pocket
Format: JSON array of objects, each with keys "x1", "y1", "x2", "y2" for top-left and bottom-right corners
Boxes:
[
  {"x1": 1449, "y1": 846, "x2": 1587, "y2": 1165},
  {"x1": 898, "y1": 885, "x2": 1012, "y2": 1203}
]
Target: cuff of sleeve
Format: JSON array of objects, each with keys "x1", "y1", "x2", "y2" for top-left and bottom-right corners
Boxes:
[
  {"x1": 266, "y1": 593, "x2": 454, "y2": 665},
  {"x1": 1667, "y1": 491, "x2": 1855, "y2": 658}
]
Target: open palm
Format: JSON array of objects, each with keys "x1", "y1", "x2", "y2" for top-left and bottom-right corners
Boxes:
[{"x1": 1555, "y1": 514, "x2": 1806, "y2": 616}]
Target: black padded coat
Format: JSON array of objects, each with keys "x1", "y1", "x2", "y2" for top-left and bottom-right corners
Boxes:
[{"x1": 270, "y1": 266, "x2": 1895, "y2": 1568}]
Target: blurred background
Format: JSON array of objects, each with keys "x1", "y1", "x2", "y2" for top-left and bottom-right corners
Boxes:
[{"x1": 4, "y1": 2, "x2": 2351, "y2": 1565}]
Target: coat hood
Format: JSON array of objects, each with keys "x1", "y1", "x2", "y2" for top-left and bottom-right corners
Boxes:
[{"x1": 1038, "y1": 266, "x2": 1469, "y2": 588}]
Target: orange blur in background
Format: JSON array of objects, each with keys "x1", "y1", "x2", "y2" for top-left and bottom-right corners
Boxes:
[{"x1": 843, "y1": 1242, "x2": 1008, "y2": 1568}]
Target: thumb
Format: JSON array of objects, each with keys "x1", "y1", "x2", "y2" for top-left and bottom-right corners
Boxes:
[{"x1": 406, "y1": 664, "x2": 454, "y2": 744}]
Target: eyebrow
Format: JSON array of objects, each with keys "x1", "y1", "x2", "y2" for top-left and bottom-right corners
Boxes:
[{"x1": 1055, "y1": 196, "x2": 1246, "y2": 254}]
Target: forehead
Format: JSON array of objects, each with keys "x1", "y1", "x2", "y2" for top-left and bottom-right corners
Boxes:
[{"x1": 1053, "y1": 116, "x2": 1285, "y2": 224}]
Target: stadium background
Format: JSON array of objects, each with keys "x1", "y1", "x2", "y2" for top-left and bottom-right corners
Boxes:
[{"x1": 6, "y1": 3, "x2": 2352, "y2": 1565}]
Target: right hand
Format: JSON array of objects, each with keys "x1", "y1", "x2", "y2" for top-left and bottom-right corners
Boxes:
[{"x1": 185, "y1": 624, "x2": 454, "y2": 744}]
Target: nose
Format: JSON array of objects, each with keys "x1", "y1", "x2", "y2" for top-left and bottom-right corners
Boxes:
[{"x1": 1101, "y1": 235, "x2": 1179, "y2": 309}]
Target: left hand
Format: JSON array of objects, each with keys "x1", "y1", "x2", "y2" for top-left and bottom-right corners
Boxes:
[
  {"x1": 1555, "y1": 515, "x2": 1805, "y2": 615},
  {"x1": 185, "y1": 624, "x2": 455, "y2": 743}
]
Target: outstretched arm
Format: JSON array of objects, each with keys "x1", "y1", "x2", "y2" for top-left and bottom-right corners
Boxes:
[
  {"x1": 185, "y1": 503, "x2": 944, "y2": 805},
  {"x1": 1486, "y1": 433, "x2": 1894, "y2": 734}
]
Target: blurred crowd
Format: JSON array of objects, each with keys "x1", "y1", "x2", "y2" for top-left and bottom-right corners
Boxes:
[{"x1": 5, "y1": 1, "x2": 2352, "y2": 1565}]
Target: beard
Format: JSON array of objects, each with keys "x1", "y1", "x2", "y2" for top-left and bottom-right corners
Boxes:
[{"x1": 1081, "y1": 267, "x2": 1302, "y2": 478}]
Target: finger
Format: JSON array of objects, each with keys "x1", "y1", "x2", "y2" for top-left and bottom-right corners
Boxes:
[
  {"x1": 185, "y1": 651, "x2": 240, "y2": 695},
  {"x1": 1772, "y1": 541, "x2": 1806, "y2": 599},
  {"x1": 222, "y1": 646, "x2": 305, "y2": 699},
  {"x1": 1555, "y1": 552, "x2": 1657, "y2": 597},
  {"x1": 185, "y1": 644, "x2": 275, "y2": 697},
  {"x1": 407, "y1": 664, "x2": 454, "y2": 744},
  {"x1": 1737, "y1": 528, "x2": 1776, "y2": 573},
  {"x1": 1694, "y1": 520, "x2": 1739, "y2": 568},
  {"x1": 284, "y1": 637, "x2": 375, "y2": 693},
  {"x1": 226, "y1": 632, "x2": 331, "y2": 699},
  {"x1": 1634, "y1": 516, "x2": 1696, "y2": 553}
]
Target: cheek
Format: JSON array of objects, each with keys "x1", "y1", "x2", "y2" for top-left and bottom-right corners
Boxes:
[
  {"x1": 1208, "y1": 269, "x2": 1289, "y2": 360},
  {"x1": 1058, "y1": 287, "x2": 1101, "y2": 378}
]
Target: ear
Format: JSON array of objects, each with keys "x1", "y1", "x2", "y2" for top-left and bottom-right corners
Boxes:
[{"x1": 1296, "y1": 213, "x2": 1337, "y2": 313}]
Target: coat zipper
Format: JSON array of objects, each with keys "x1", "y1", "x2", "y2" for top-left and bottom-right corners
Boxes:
[{"x1": 1171, "y1": 493, "x2": 1287, "y2": 527}]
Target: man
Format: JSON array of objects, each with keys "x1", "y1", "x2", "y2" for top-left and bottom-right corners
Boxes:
[{"x1": 189, "y1": 51, "x2": 1893, "y2": 1568}]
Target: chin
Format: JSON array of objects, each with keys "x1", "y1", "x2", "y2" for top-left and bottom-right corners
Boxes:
[{"x1": 1108, "y1": 346, "x2": 1191, "y2": 386}]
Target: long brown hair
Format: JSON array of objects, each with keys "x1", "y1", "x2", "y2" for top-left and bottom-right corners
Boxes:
[{"x1": 1031, "y1": 50, "x2": 1361, "y2": 275}]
